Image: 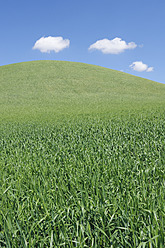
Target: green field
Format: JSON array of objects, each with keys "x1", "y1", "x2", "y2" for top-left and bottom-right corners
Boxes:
[
  {"x1": 0, "y1": 60, "x2": 165, "y2": 122},
  {"x1": 0, "y1": 61, "x2": 165, "y2": 247}
]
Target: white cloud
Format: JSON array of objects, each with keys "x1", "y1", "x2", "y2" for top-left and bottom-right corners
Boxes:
[
  {"x1": 130, "y1": 61, "x2": 154, "y2": 72},
  {"x1": 146, "y1": 66, "x2": 154, "y2": 72},
  {"x1": 33, "y1": 36, "x2": 70, "y2": 53},
  {"x1": 88, "y1": 37, "x2": 137, "y2": 54}
]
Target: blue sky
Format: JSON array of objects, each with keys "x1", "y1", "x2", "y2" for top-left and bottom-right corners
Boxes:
[{"x1": 1, "y1": 0, "x2": 165, "y2": 83}]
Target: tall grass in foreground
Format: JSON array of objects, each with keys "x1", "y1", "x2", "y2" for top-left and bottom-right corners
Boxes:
[{"x1": 0, "y1": 113, "x2": 165, "y2": 247}]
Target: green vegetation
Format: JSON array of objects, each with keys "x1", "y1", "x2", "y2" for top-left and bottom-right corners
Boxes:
[
  {"x1": 0, "y1": 61, "x2": 165, "y2": 247},
  {"x1": 1, "y1": 114, "x2": 165, "y2": 247},
  {"x1": 0, "y1": 60, "x2": 165, "y2": 122}
]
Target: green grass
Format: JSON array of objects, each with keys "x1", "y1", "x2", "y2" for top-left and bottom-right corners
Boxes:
[
  {"x1": 0, "y1": 113, "x2": 165, "y2": 247},
  {"x1": 0, "y1": 61, "x2": 165, "y2": 247},
  {"x1": 0, "y1": 60, "x2": 165, "y2": 122}
]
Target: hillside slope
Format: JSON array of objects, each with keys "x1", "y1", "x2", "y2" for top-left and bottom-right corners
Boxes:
[{"x1": 0, "y1": 60, "x2": 165, "y2": 122}]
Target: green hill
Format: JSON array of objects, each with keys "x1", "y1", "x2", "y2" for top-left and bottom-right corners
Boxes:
[
  {"x1": 1, "y1": 61, "x2": 165, "y2": 246},
  {"x1": 0, "y1": 60, "x2": 165, "y2": 122}
]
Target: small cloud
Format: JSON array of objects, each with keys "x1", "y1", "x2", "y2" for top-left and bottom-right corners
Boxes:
[
  {"x1": 139, "y1": 44, "x2": 144, "y2": 48},
  {"x1": 88, "y1": 37, "x2": 137, "y2": 54},
  {"x1": 130, "y1": 61, "x2": 154, "y2": 72},
  {"x1": 33, "y1": 36, "x2": 70, "y2": 53},
  {"x1": 146, "y1": 67, "x2": 154, "y2": 72}
]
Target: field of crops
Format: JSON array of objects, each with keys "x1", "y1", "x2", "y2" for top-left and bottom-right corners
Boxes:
[{"x1": 0, "y1": 112, "x2": 164, "y2": 247}]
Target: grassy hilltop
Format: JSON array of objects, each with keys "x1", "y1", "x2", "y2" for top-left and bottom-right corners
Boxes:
[
  {"x1": 0, "y1": 60, "x2": 165, "y2": 122},
  {"x1": 0, "y1": 61, "x2": 165, "y2": 247}
]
